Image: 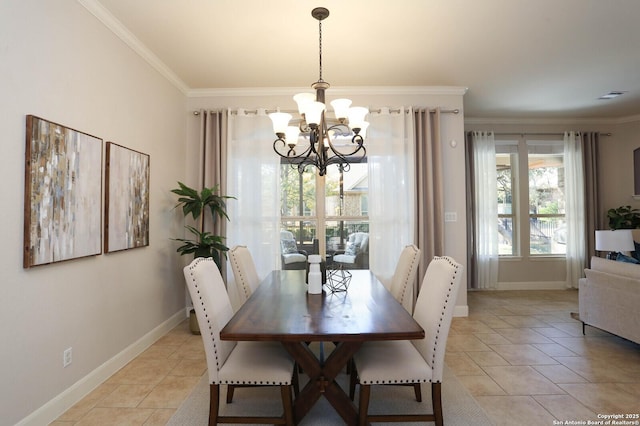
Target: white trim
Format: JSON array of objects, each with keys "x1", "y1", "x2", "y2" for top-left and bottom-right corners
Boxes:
[
  {"x1": 188, "y1": 86, "x2": 469, "y2": 98},
  {"x1": 15, "y1": 309, "x2": 185, "y2": 426},
  {"x1": 466, "y1": 114, "x2": 640, "y2": 126},
  {"x1": 454, "y1": 305, "x2": 469, "y2": 317},
  {"x1": 77, "y1": 0, "x2": 189, "y2": 94},
  {"x1": 497, "y1": 281, "x2": 568, "y2": 290}
]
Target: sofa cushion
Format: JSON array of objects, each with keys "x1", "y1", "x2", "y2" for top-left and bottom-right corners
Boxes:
[
  {"x1": 282, "y1": 252, "x2": 306, "y2": 264},
  {"x1": 590, "y1": 256, "x2": 640, "y2": 280},
  {"x1": 333, "y1": 253, "x2": 356, "y2": 264},
  {"x1": 345, "y1": 241, "x2": 360, "y2": 256}
]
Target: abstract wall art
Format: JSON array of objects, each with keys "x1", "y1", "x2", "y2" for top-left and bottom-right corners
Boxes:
[
  {"x1": 104, "y1": 142, "x2": 150, "y2": 252},
  {"x1": 24, "y1": 115, "x2": 103, "y2": 268}
]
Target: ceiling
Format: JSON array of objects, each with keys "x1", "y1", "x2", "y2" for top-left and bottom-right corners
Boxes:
[{"x1": 89, "y1": 0, "x2": 640, "y2": 119}]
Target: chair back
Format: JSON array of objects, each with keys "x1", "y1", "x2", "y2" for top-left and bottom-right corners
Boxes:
[
  {"x1": 183, "y1": 257, "x2": 236, "y2": 384},
  {"x1": 411, "y1": 256, "x2": 463, "y2": 382},
  {"x1": 280, "y1": 230, "x2": 299, "y2": 254},
  {"x1": 348, "y1": 232, "x2": 369, "y2": 253},
  {"x1": 280, "y1": 230, "x2": 296, "y2": 243},
  {"x1": 229, "y1": 245, "x2": 260, "y2": 305},
  {"x1": 389, "y1": 244, "x2": 421, "y2": 312}
]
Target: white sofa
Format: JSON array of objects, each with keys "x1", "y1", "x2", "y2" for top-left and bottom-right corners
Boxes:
[{"x1": 578, "y1": 256, "x2": 640, "y2": 344}]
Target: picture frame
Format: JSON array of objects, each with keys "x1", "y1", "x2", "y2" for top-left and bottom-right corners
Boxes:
[
  {"x1": 24, "y1": 115, "x2": 103, "y2": 268},
  {"x1": 104, "y1": 142, "x2": 150, "y2": 252}
]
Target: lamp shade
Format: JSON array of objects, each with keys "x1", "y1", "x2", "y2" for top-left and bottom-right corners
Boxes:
[
  {"x1": 595, "y1": 229, "x2": 635, "y2": 252},
  {"x1": 293, "y1": 93, "x2": 316, "y2": 114},
  {"x1": 284, "y1": 126, "x2": 300, "y2": 146},
  {"x1": 347, "y1": 106, "x2": 369, "y2": 130},
  {"x1": 304, "y1": 101, "x2": 326, "y2": 126},
  {"x1": 269, "y1": 112, "x2": 292, "y2": 135},
  {"x1": 330, "y1": 98, "x2": 352, "y2": 120}
]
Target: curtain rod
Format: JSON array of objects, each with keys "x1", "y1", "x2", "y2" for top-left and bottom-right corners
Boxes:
[
  {"x1": 489, "y1": 131, "x2": 612, "y2": 137},
  {"x1": 194, "y1": 108, "x2": 459, "y2": 116}
]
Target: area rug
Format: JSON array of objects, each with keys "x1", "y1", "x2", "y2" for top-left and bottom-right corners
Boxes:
[{"x1": 168, "y1": 363, "x2": 493, "y2": 425}]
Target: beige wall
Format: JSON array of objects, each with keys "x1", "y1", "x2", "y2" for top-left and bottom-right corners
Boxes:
[
  {"x1": 598, "y1": 119, "x2": 640, "y2": 212},
  {"x1": 0, "y1": 1, "x2": 187, "y2": 424},
  {"x1": 465, "y1": 118, "x2": 637, "y2": 288}
]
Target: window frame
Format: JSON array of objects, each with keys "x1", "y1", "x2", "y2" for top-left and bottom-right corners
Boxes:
[
  {"x1": 279, "y1": 159, "x2": 369, "y2": 258},
  {"x1": 495, "y1": 137, "x2": 566, "y2": 258}
]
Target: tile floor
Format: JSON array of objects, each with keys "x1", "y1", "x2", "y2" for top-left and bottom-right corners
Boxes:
[
  {"x1": 51, "y1": 290, "x2": 640, "y2": 425},
  {"x1": 448, "y1": 290, "x2": 640, "y2": 426},
  {"x1": 50, "y1": 320, "x2": 206, "y2": 425}
]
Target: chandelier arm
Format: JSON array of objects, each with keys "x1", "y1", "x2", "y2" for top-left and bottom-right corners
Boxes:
[
  {"x1": 273, "y1": 137, "x2": 314, "y2": 160},
  {"x1": 324, "y1": 125, "x2": 367, "y2": 157},
  {"x1": 351, "y1": 133, "x2": 365, "y2": 147}
]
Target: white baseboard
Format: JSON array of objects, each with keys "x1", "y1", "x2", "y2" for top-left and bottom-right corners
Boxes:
[
  {"x1": 454, "y1": 305, "x2": 469, "y2": 317},
  {"x1": 16, "y1": 309, "x2": 186, "y2": 426},
  {"x1": 497, "y1": 281, "x2": 568, "y2": 290}
]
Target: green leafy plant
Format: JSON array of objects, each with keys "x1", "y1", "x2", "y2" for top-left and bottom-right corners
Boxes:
[
  {"x1": 607, "y1": 205, "x2": 640, "y2": 230},
  {"x1": 171, "y1": 182, "x2": 235, "y2": 269}
]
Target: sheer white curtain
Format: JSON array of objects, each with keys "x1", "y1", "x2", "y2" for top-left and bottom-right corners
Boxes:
[
  {"x1": 472, "y1": 131, "x2": 499, "y2": 289},
  {"x1": 367, "y1": 107, "x2": 415, "y2": 285},
  {"x1": 226, "y1": 109, "x2": 281, "y2": 295},
  {"x1": 564, "y1": 131, "x2": 586, "y2": 288}
]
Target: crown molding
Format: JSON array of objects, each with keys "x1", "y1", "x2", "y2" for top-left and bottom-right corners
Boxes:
[
  {"x1": 187, "y1": 86, "x2": 469, "y2": 98},
  {"x1": 615, "y1": 113, "x2": 640, "y2": 124},
  {"x1": 77, "y1": 0, "x2": 189, "y2": 95},
  {"x1": 465, "y1": 113, "x2": 640, "y2": 126}
]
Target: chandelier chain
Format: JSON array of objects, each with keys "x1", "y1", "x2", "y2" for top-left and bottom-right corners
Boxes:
[{"x1": 318, "y1": 18, "x2": 323, "y2": 82}]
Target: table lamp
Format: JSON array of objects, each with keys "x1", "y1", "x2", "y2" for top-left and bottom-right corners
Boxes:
[{"x1": 595, "y1": 229, "x2": 635, "y2": 260}]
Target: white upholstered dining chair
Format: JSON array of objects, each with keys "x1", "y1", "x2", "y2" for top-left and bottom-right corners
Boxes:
[
  {"x1": 389, "y1": 244, "x2": 421, "y2": 313},
  {"x1": 183, "y1": 257, "x2": 296, "y2": 425},
  {"x1": 228, "y1": 245, "x2": 261, "y2": 306},
  {"x1": 350, "y1": 256, "x2": 463, "y2": 426}
]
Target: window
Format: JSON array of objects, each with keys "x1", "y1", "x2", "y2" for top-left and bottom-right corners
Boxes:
[
  {"x1": 280, "y1": 165, "x2": 317, "y2": 253},
  {"x1": 527, "y1": 142, "x2": 566, "y2": 255},
  {"x1": 280, "y1": 161, "x2": 369, "y2": 265},
  {"x1": 496, "y1": 143, "x2": 517, "y2": 255},
  {"x1": 496, "y1": 139, "x2": 566, "y2": 257}
]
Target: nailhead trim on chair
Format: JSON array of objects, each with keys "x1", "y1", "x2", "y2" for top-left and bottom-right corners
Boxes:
[
  {"x1": 230, "y1": 247, "x2": 252, "y2": 301},
  {"x1": 397, "y1": 246, "x2": 420, "y2": 306},
  {"x1": 221, "y1": 380, "x2": 289, "y2": 385},
  {"x1": 430, "y1": 256, "x2": 459, "y2": 377},
  {"x1": 369, "y1": 379, "x2": 428, "y2": 384},
  {"x1": 187, "y1": 258, "x2": 223, "y2": 374}
]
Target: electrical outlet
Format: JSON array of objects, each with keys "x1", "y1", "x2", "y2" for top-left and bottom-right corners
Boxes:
[{"x1": 63, "y1": 347, "x2": 72, "y2": 368}]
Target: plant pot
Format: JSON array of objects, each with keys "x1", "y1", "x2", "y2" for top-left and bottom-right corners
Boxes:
[{"x1": 189, "y1": 308, "x2": 201, "y2": 335}]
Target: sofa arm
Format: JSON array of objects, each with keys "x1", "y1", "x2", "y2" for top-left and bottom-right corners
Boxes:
[{"x1": 579, "y1": 268, "x2": 640, "y2": 344}]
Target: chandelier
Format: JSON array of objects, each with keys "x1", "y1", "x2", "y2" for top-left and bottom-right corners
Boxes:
[{"x1": 269, "y1": 7, "x2": 369, "y2": 176}]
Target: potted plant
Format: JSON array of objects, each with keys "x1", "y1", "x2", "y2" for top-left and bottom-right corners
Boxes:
[
  {"x1": 171, "y1": 181, "x2": 235, "y2": 333},
  {"x1": 607, "y1": 205, "x2": 640, "y2": 230}
]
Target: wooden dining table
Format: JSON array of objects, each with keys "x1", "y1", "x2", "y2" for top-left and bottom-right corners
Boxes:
[{"x1": 220, "y1": 269, "x2": 425, "y2": 426}]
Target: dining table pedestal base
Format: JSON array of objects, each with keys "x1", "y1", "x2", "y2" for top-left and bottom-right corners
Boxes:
[{"x1": 282, "y1": 341, "x2": 363, "y2": 426}]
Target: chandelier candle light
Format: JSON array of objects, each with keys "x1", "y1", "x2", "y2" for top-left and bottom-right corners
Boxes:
[{"x1": 269, "y1": 7, "x2": 369, "y2": 176}]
